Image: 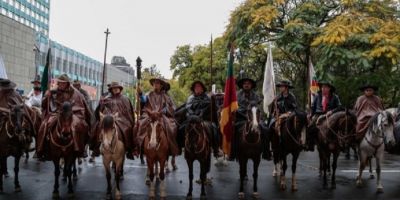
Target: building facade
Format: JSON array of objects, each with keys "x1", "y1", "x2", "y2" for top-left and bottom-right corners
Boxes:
[{"x1": 0, "y1": 0, "x2": 50, "y2": 36}]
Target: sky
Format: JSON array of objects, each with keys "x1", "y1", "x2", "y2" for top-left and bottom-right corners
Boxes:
[{"x1": 49, "y1": 0, "x2": 243, "y2": 79}]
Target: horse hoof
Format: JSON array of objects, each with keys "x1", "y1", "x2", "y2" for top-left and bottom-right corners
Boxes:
[
  {"x1": 356, "y1": 180, "x2": 363, "y2": 188},
  {"x1": 14, "y1": 186, "x2": 22, "y2": 193},
  {"x1": 331, "y1": 183, "x2": 336, "y2": 189},
  {"x1": 377, "y1": 187, "x2": 384, "y2": 194},
  {"x1": 4, "y1": 173, "x2": 9, "y2": 178},
  {"x1": 105, "y1": 194, "x2": 112, "y2": 200},
  {"x1": 120, "y1": 175, "x2": 124, "y2": 180},
  {"x1": 73, "y1": 175, "x2": 78, "y2": 181},
  {"x1": 291, "y1": 185, "x2": 298, "y2": 192},
  {"x1": 115, "y1": 193, "x2": 122, "y2": 200},
  {"x1": 160, "y1": 197, "x2": 166, "y2": 200},
  {"x1": 52, "y1": 192, "x2": 60, "y2": 199},
  {"x1": 145, "y1": 179, "x2": 150, "y2": 186},
  {"x1": 280, "y1": 184, "x2": 286, "y2": 191},
  {"x1": 272, "y1": 172, "x2": 278, "y2": 177},
  {"x1": 252, "y1": 192, "x2": 260, "y2": 199},
  {"x1": 370, "y1": 174, "x2": 375, "y2": 179},
  {"x1": 186, "y1": 195, "x2": 193, "y2": 200},
  {"x1": 238, "y1": 192, "x2": 245, "y2": 199},
  {"x1": 165, "y1": 167, "x2": 170, "y2": 173},
  {"x1": 173, "y1": 165, "x2": 178, "y2": 171},
  {"x1": 78, "y1": 158, "x2": 83, "y2": 165},
  {"x1": 244, "y1": 175, "x2": 248, "y2": 181}
]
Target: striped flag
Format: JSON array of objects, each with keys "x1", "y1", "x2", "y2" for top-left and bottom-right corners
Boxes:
[
  {"x1": 0, "y1": 53, "x2": 8, "y2": 79},
  {"x1": 41, "y1": 48, "x2": 52, "y2": 95},
  {"x1": 308, "y1": 58, "x2": 319, "y2": 105},
  {"x1": 219, "y1": 47, "x2": 238, "y2": 156},
  {"x1": 262, "y1": 43, "x2": 276, "y2": 115}
]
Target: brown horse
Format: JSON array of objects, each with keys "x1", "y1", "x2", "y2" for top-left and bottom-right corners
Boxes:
[
  {"x1": 238, "y1": 103, "x2": 262, "y2": 200},
  {"x1": 0, "y1": 104, "x2": 34, "y2": 193},
  {"x1": 271, "y1": 110, "x2": 307, "y2": 191},
  {"x1": 48, "y1": 101, "x2": 84, "y2": 199},
  {"x1": 144, "y1": 119, "x2": 169, "y2": 200},
  {"x1": 99, "y1": 112, "x2": 125, "y2": 200},
  {"x1": 184, "y1": 117, "x2": 211, "y2": 200},
  {"x1": 316, "y1": 110, "x2": 357, "y2": 189}
]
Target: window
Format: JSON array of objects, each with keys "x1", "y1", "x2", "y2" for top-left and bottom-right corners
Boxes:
[{"x1": 63, "y1": 60, "x2": 67, "y2": 73}]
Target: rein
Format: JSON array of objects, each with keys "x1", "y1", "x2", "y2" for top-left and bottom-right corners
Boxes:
[
  {"x1": 282, "y1": 115, "x2": 303, "y2": 146},
  {"x1": 242, "y1": 122, "x2": 261, "y2": 145},
  {"x1": 185, "y1": 123, "x2": 208, "y2": 154},
  {"x1": 50, "y1": 115, "x2": 74, "y2": 152},
  {"x1": 101, "y1": 126, "x2": 118, "y2": 154},
  {"x1": 364, "y1": 114, "x2": 385, "y2": 154},
  {"x1": 324, "y1": 114, "x2": 356, "y2": 146}
]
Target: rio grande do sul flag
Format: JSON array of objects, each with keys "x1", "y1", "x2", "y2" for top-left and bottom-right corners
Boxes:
[
  {"x1": 219, "y1": 47, "x2": 238, "y2": 156},
  {"x1": 308, "y1": 58, "x2": 319, "y2": 94}
]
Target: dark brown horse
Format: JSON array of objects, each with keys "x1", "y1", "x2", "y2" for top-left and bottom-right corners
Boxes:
[
  {"x1": 316, "y1": 110, "x2": 357, "y2": 189},
  {"x1": 144, "y1": 118, "x2": 169, "y2": 200},
  {"x1": 184, "y1": 117, "x2": 211, "y2": 200},
  {"x1": 238, "y1": 103, "x2": 262, "y2": 200},
  {"x1": 0, "y1": 104, "x2": 34, "y2": 193},
  {"x1": 48, "y1": 101, "x2": 83, "y2": 199},
  {"x1": 271, "y1": 110, "x2": 307, "y2": 191}
]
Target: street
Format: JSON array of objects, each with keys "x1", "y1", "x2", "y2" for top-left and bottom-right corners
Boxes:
[{"x1": 1, "y1": 151, "x2": 400, "y2": 200}]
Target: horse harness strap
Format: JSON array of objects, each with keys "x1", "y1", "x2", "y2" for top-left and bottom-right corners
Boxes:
[
  {"x1": 185, "y1": 122, "x2": 208, "y2": 154},
  {"x1": 50, "y1": 128, "x2": 74, "y2": 152}
]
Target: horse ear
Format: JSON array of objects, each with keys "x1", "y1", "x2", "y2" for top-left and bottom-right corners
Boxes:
[
  {"x1": 99, "y1": 112, "x2": 104, "y2": 120},
  {"x1": 113, "y1": 112, "x2": 119, "y2": 119}
]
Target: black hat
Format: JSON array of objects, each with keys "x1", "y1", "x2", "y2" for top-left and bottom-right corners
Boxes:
[
  {"x1": 31, "y1": 75, "x2": 41, "y2": 84},
  {"x1": 149, "y1": 77, "x2": 166, "y2": 87},
  {"x1": 190, "y1": 81, "x2": 206, "y2": 92},
  {"x1": 164, "y1": 82, "x2": 171, "y2": 92},
  {"x1": 0, "y1": 78, "x2": 17, "y2": 90},
  {"x1": 72, "y1": 80, "x2": 81, "y2": 86},
  {"x1": 318, "y1": 81, "x2": 336, "y2": 92},
  {"x1": 359, "y1": 84, "x2": 378, "y2": 91},
  {"x1": 276, "y1": 80, "x2": 294, "y2": 89},
  {"x1": 237, "y1": 78, "x2": 256, "y2": 89}
]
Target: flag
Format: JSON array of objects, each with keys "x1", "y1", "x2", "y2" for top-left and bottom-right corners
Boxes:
[
  {"x1": 0, "y1": 53, "x2": 8, "y2": 79},
  {"x1": 308, "y1": 58, "x2": 319, "y2": 107},
  {"x1": 41, "y1": 48, "x2": 52, "y2": 95},
  {"x1": 262, "y1": 43, "x2": 276, "y2": 115},
  {"x1": 219, "y1": 47, "x2": 238, "y2": 156}
]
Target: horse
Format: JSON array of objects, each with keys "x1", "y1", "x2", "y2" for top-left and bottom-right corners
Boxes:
[
  {"x1": 48, "y1": 101, "x2": 84, "y2": 199},
  {"x1": 356, "y1": 111, "x2": 396, "y2": 193},
  {"x1": 98, "y1": 112, "x2": 125, "y2": 200},
  {"x1": 271, "y1": 110, "x2": 307, "y2": 191},
  {"x1": 144, "y1": 118, "x2": 169, "y2": 200},
  {"x1": 184, "y1": 116, "x2": 211, "y2": 200},
  {"x1": 237, "y1": 103, "x2": 262, "y2": 200},
  {"x1": 0, "y1": 104, "x2": 33, "y2": 193},
  {"x1": 316, "y1": 110, "x2": 357, "y2": 189}
]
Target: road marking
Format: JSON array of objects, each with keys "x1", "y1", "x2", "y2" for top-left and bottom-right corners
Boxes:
[
  {"x1": 341, "y1": 170, "x2": 400, "y2": 173},
  {"x1": 92, "y1": 163, "x2": 148, "y2": 169}
]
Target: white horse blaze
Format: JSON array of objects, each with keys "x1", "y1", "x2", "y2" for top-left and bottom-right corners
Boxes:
[
  {"x1": 149, "y1": 121, "x2": 159, "y2": 149},
  {"x1": 251, "y1": 106, "x2": 258, "y2": 132}
]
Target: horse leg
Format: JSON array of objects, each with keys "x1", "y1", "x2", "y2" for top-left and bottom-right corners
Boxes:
[
  {"x1": 104, "y1": 158, "x2": 112, "y2": 200},
  {"x1": 172, "y1": 156, "x2": 177, "y2": 171},
  {"x1": 0, "y1": 157, "x2": 4, "y2": 193},
  {"x1": 321, "y1": 152, "x2": 328, "y2": 189},
  {"x1": 369, "y1": 157, "x2": 374, "y2": 179},
  {"x1": 280, "y1": 156, "x2": 287, "y2": 191},
  {"x1": 159, "y1": 159, "x2": 167, "y2": 200},
  {"x1": 292, "y1": 152, "x2": 299, "y2": 192},
  {"x1": 272, "y1": 153, "x2": 280, "y2": 177},
  {"x1": 252, "y1": 157, "x2": 260, "y2": 199},
  {"x1": 238, "y1": 158, "x2": 247, "y2": 199},
  {"x1": 353, "y1": 146, "x2": 359, "y2": 160},
  {"x1": 148, "y1": 160, "x2": 156, "y2": 200},
  {"x1": 72, "y1": 159, "x2": 78, "y2": 180},
  {"x1": 356, "y1": 151, "x2": 367, "y2": 187},
  {"x1": 186, "y1": 159, "x2": 194, "y2": 200},
  {"x1": 52, "y1": 158, "x2": 61, "y2": 199},
  {"x1": 115, "y1": 160, "x2": 123, "y2": 200},
  {"x1": 200, "y1": 160, "x2": 207, "y2": 199},
  {"x1": 66, "y1": 158, "x2": 74, "y2": 197},
  {"x1": 14, "y1": 155, "x2": 21, "y2": 192},
  {"x1": 376, "y1": 156, "x2": 383, "y2": 193},
  {"x1": 318, "y1": 149, "x2": 323, "y2": 177},
  {"x1": 331, "y1": 152, "x2": 339, "y2": 189},
  {"x1": 327, "y1": 152, "x2": 331, "y2": 175}
]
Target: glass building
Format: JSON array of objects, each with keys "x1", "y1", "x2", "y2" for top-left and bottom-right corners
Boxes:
[{"x1": 0, "y1": 0, "x2": 50, "y2": 36}]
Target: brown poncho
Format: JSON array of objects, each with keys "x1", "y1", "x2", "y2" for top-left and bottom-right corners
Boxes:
[{"x1": 354, "y1": 95, "x2": 384, "y2": 140}]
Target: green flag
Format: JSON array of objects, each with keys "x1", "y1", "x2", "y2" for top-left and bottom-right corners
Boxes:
[{"x1": 41, "y1": 48, "x2": 51, "y2": 95}]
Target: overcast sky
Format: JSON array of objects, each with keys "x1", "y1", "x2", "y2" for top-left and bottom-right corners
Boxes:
[{"x1": 49, "y1": 0, "x2": 243, "y2": 79}]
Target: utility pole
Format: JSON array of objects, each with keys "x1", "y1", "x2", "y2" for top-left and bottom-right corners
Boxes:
[{"x1": 101, "y1": 28, "x2": 111, "y2": 95}]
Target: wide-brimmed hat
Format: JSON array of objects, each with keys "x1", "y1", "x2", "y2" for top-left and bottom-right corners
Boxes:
[
  {"x1": 359, "y1": 83, "x2": 378, "y2": 91},
  {"x1": 190, "y1": 81, "x2": 207, "y2": 92},
  {"x1": 318, "y1": 81, "x2": 336, "y2": 92},
  {"x1": 31, "y1": 75, "x2": 41, "y2": 84},
  {"x1": 164, "y1": 82, "x2": 171, "y2": 92},
  {"x1": 56, "y1": 74, "x2": 70, "y2": 83},
  {"x1": 108, "y1": 81, "x2": 123, "y2": 91},
  {"x1": 149, "y1": 77, "x2": 166, "y2": 87},
  {"x1": 276, "y1": 80, "x2": 294, "y2": 89},
  {"x1": 72, "y1": 80, "x2": 81, "y2": 86},
  {"x1": 237, "y1": 77, "x2": 256, "y2": 89},
  {"x1": 0, "y1": 78, "x2": 17, "y2": 90}
]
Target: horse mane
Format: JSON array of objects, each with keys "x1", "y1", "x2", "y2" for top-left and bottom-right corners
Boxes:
[
  {"x1": 367, "y1": 111, "x2": 394, "y2": 131},
  {"x1": 102, "y1": 115, "x2": 115, "y2": 131}
]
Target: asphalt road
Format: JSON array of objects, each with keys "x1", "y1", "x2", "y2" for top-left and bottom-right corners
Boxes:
[{"x1": 1, "y1": 151, "x2": 400, "y2": 200}]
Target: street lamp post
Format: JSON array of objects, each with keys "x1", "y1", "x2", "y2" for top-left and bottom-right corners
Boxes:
[{"x1": 101, "y1": 28, "x2": 111, "y2": 95}]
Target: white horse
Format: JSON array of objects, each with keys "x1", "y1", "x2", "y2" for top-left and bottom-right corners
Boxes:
[{"x1": 357, "y1": 111, "x2": 396, "y2": 193}]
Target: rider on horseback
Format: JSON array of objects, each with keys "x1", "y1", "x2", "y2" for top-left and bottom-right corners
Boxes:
[
  {"x1": 308, "y1": 81, "x2": 342, "y2": 151},
  {"x1": 136, "y1": 78, "x2": 179, "y2": 156},
  {"x1": 93, "y1": 82, "x2": 135, "y2": 160},
  {"x1": 232, "y1": 76, "x2": 270, "y2": 160},
  {"x1": 37, "y1": 74, "x2": 92, "y2": 160},
  {"x1": 177, "y1": 81, "x2": 222, "y2": 157},
  {"x1": 354, "y1": 83, "x2": 384, "y2": 142},
  {"x1": 25, "y1": 75, "x2": 42, "y2": 108}
]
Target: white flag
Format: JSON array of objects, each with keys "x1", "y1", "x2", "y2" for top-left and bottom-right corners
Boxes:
[
  {"x1": 0, "y1": 53, "x2": 8, "y2": 79},
  {"x1": 262, "y1": 43, "x2": 276, "y2": 115}
]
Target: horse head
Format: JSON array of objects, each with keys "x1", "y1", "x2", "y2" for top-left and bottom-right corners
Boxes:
[
  {"x1": 286, "y1": 109, "x2": 308, "y2": 146},
  {"x1": 373, "y1": 111, "x2": 395, "y2": 147},
  {"x1": 100, "y1": 112, "x2": 118, "y2": 131},
  {"x1": 99, "y1": 112, "x2": 119, "y2": 152},
  {"x1": 246, "y1": 101, "x2": 260, "y2": 134},
  {"x1": 57, "y1": 101, "x2": 74, "y2": 143},
  {"x1": 8, "y1": 104, "x2": 30, "y2": 143}
]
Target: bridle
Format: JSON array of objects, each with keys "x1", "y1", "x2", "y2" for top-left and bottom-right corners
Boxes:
[
  {"x1": 364, "y1": 112, "x2": 386, "y2": 153},
  {"x1": 323, "y1": 113, "x2": 356, "y2": 148},
  {"x1": 242, "y1": 106, "x2": 261, "y2": 144},
  {"x1": 50, "y1": 113, "x2": 74, "y2": 152},
  {"x1": 185, "y1": 122, "x2": 208, "y2": 154}
]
